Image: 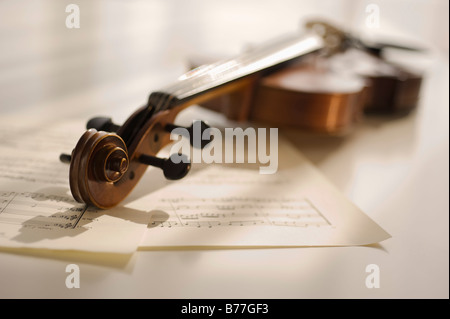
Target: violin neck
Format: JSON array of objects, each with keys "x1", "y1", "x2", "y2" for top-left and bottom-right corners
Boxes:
[{"x1": 148, "y1": 32, "x2": 324, "y2": 113}]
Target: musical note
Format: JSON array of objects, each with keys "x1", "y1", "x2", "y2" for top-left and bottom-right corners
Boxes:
[
  {"x1": 183, "y1": 221, "x2": 222, "y2": 228},
  {"x1": 151, "y1": 196, "x2": 331, "y2": 229},
  {"x1": 0, "y1": 191, "x2": 85, "y2": 230},
  {"x1": 200, "y1": 213, "x2": 224, "y2": 218},
  {"x1": 228, "y1": 220, "x2": 266, "y2": 226},
  {"x1": 179, "y1": 214, "x2": 199, "y2": 220}
]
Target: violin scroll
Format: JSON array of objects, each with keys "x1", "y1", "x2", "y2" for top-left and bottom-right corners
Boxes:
[
  {"x1": 61, "y1": 104, "x2": 197, "y2": 209},
  {"x1": 66, "y1": 129, "x2": 129, "y2": 208}
]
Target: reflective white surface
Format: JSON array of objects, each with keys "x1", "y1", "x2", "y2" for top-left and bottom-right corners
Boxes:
[{"x1": 0, "y1": 0, "x2": 448, "y2": 298}]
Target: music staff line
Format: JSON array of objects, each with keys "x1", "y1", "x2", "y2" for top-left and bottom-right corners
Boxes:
[
  {"x1": 0, "y1": 191, "x2": 87, "y2": 229},
  {"x1": 151, "y1": 197, "x2": 332, "y2": 229}
]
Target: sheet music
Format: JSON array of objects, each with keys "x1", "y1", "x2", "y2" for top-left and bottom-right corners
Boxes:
[
  {"x1": 0, "y1": 115, "x2": 390, "y2": 252},
  {"x1": 150, "y1": 196, "x2": 331, "y2": 228},
  {"x1": 139, "y1": 137, "x2": 391, "y2": 247},
  {"x1": 0, "y1": 117, "x2": 151, "y2": 253},
  {"x1": 0, "y1": 191, "x2": 86, "y2": 229}
]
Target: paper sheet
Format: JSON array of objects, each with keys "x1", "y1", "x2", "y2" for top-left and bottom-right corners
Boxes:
[
  {"x1": 0, "y1": 118, "x2": 151, "y2": 253},
  {"x1": 139, "y1": 137, "x2": 391, "y2": 247},
  {"x1": 0, "y1": 115, "x2": 390, "y2": 252}
]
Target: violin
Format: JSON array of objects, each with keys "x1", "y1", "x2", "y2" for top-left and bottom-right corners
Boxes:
[
  {"x1": 191, "y1": 23, "x2": 422, "y2": 130},
  {"x1": 60, "y1": 20, "x2": 423, "y2": 209}
]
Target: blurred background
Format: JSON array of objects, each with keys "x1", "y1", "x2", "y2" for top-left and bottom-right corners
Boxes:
[
  {"x1": 0, "y1": 0, "x2": 448, "y2": 298},
  {"x1": 0, "y1": 0, "x2": 448, "y2": 119}
]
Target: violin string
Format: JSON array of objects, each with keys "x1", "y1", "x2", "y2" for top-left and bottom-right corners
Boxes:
[
  {"x1": 160, "y1": 49, "x2": 256, "y2": 102},
  {"x1": 159, "y1": 62, "x2": 221, "y2": 101},
  {"x1": 169, "y1": 52, "x2": 270, "y2": 100},
  {"x1": 181, "y1": 34, "x2": 318, "y2": 99},
  {"x1": 153, "y1": 92, "x2": 176, "y2": 113},
  {"x1": 162, "y1": 33, "x2": 310, "y2": 105},
  {"x1": 151, "y1": 93, "x2": 165, "y2": 114}
]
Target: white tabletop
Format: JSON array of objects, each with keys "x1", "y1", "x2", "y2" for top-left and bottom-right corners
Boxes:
[{"x1": 0, "y1": 0, "x2": 448, "y2": 299}]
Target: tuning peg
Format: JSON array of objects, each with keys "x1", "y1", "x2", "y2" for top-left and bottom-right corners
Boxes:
[
  {"x1": 164, "y1": 120, "x2": 213, "y2": 149},
  {"x1": 139, "y1": 153, "x2": 191, "y2": 180},
  {"x1": 86, "y1": 117, "x2": 121, "y2": 132},
  {"x1": 59, "y1": 153, "x2": 72, "y2": 164}
]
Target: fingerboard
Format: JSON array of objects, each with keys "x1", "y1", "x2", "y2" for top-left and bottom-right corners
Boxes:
[{"x1": 148, "y1": 32, "x2": 324, "y2": 113}]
